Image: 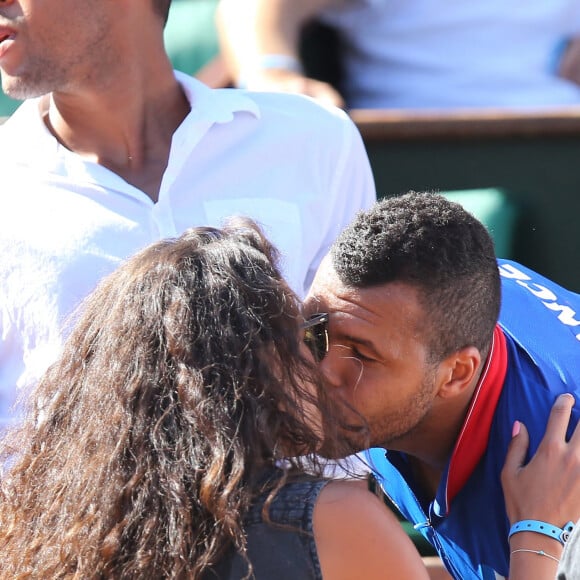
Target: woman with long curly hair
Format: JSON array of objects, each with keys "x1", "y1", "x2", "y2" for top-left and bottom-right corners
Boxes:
[{"x1": 0, "y1": 218, "x2": 577, "y2": 580}]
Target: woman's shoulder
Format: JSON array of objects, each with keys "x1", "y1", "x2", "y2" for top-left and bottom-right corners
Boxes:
[{"x1": 313, "y1": 479, "x2": 430, "y2": 580}]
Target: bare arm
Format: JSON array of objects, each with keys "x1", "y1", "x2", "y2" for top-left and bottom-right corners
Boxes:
[
  {"x1": 501, "y1": 394, "x2": 580, "y2": 580},
  {"x1": 559, "y1": 38, "x2": 580, "y2": 86},
  {"x1": 215, "y1": 0, "x2": 346, "y2": 107},
  {"x1": 314, "y1": 479, "x2": 431, "y2": 579}
]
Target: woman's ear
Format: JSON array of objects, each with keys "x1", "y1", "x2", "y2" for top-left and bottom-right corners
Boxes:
[{"x1": 435, "y1": 346, "x2": 482, "y2": 400}]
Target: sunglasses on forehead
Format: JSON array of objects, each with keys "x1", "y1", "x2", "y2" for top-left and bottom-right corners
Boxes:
[{"x1": 302, "y1": 313, "x2": 329, "y2": 363}]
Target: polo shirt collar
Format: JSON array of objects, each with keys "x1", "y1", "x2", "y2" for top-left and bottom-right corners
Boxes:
[
  {"x1": 434, "y1": 324, "x2": 508, "y2": 516},
  {"x1": 2, "y1": 71, "x2": 262, "y2": 165},
  {"x1": 174, "y1": 70, "x2": 261, "y2": 123}
]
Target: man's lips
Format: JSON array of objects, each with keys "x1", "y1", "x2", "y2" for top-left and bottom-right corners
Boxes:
[
  {"x1": 0, "y1": 27, "x2": 16, "y2": 61},
  {"x1": 0, "y1": 27, "x2": 16, "y2": 44}
]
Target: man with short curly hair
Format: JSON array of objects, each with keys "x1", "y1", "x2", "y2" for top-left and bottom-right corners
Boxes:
[{"x1": 305, "y1": 192, "x2": 580, "y2": 579}]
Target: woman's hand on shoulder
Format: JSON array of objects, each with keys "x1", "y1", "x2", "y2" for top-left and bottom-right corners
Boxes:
[
  {"x1": 313, "y1": 479, "x2": 430, "y2": 580},
  {"x1": 501, "y1": 393, "x2": 580, "y2": 526},
  {"x1": 501, "y1": 393, "x2": 580, "y2": 580}
]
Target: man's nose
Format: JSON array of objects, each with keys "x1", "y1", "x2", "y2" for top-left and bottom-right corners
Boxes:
[{"x1": 318, "y1": 349, "x2": 344, "y2": 390}]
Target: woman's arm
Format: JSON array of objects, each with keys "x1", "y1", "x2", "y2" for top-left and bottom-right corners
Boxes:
[{"x1": 501, "y1": 393, "x2": 580, "y2": 580}]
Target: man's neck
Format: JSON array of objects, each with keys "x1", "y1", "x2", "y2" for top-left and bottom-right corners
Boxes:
[
  {"x1": 42, "y1": 63, "x2": 191, "y2": 202},
  {"x1": 407, "y1": 456, "x2": 444, "y2": 501},
  {"x1": 388, "y1": 367, "x2": 486, "y2": 502}
]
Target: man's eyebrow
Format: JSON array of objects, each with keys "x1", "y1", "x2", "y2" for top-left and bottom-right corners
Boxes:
[{"x1": 338, "y1": 332, "x2": 383, "y2": 360}]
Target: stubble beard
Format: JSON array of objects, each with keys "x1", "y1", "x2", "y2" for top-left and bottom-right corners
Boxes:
[
  {"x1": 316, "y1": 368, "x2": 438, "y2": 459},
  {"x1": 371, "y1": 372, "x2": 437, "y2": 451},
  {"x1": 334, "y1": 370, "x2": 437, "y2": 455},
  {"x1": 1, "y1": 9, "x2": 113, "y2": 102},
  {"x1": 1, "y1": 57, "x2": 71, "y2": 101}
]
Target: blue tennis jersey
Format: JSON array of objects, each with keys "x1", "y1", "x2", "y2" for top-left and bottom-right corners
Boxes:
[{"x1": 366, "y1": 259, "x2": 580, "y2": 579}]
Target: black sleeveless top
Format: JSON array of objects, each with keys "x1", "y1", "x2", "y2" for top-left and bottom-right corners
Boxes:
[{"x1": 208, "y1": 474, "x2": 329, "y2": 579}]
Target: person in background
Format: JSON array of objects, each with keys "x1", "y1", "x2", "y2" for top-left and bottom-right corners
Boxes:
[
  {"x1": 0, "y1": 0, "x2": 374, "y2": 429},
  {"x1": 0, "y1": 218, "x2": 576, "y2": 579},
  {"x1": 217, "y1": 0, "x2": 580, "y2": 110},
  {"x1": 304, "y1": 192, "x2": 580, "y2": 579}
]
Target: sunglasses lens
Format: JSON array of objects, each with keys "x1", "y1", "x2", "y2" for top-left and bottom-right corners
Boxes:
[{"x1": 302, "y1": 314, "x2": 329, "y2": 362}]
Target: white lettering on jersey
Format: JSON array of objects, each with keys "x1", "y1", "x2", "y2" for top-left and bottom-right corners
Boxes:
[{"x1": 498, "y1": 263, "x2": 580, "y2": 342}]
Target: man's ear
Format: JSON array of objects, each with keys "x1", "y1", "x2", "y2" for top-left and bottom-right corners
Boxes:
[{"x1": 435, "y1": 346, "x2": 482, "y2": 400}]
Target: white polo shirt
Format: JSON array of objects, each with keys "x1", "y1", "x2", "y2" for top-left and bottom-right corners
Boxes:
[{"x1": 0, "y1": 72, "x2": 375, "y2": 426}]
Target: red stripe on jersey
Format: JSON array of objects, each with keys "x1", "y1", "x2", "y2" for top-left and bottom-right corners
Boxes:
[{"x1": 445, "y1": 325, "x2": 508, "y2": 509}]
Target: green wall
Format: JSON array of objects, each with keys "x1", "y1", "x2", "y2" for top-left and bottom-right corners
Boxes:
[{"x1": 364, "y1": 135, "x2": 580, "y2": 292}]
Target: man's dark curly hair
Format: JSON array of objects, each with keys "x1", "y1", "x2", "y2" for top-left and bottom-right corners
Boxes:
[
  {"x1": 0, "y1": 218, "x2": 347, "y2": 579},
  {"x1": 331, "y1": 192, "x2": 501, "y2": 361}
]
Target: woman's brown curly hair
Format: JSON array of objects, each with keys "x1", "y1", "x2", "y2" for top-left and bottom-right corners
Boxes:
[{"x1": 0, "y1": 218, "x2": 348, "y2": 579}]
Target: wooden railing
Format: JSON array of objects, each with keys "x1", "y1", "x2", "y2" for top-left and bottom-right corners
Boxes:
[{"x1": 350, "y1": 106, "x2": 580, "y2": 140}]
